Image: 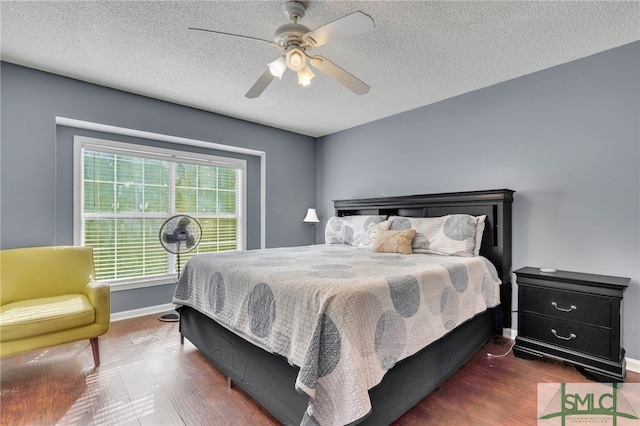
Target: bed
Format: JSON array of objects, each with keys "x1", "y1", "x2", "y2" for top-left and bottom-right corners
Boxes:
[{"x1": 175, "y1": 188, "x2": 514, "y2": 425}]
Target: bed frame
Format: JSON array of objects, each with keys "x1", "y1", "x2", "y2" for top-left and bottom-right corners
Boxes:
[{"x1": 179, "y1": 188, "x2": 514, "y2": 425}]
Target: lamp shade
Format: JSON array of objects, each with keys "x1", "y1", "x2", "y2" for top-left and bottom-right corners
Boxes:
[
  {"x1": 268, "y1": 56, "x2": 287, "y2": 79},
  {"x1": 303, "y1": 208, "x2": 320, "y2": 223},
  {"x1": 297, "y1": 65, "x2": 315, "y2": 86}
]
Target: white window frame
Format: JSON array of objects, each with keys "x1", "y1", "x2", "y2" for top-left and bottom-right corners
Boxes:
[{"x1": 73, "y1": 135, "x2": 247, "y2": 290}]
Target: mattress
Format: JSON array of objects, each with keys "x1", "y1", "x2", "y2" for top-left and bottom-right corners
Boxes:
[{"x1": 173, "y1": 244, "x2": 501, "y2": 425}]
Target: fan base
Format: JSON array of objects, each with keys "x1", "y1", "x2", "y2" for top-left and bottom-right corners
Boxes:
[{"x1": 158, "y1": 311, "x2": 180, "y2": 322}]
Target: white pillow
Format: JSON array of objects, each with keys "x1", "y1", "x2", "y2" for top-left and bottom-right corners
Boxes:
[
  {"x1": 474, "y1": 215, "x2": 487, "y2": 256},
  {"x1": 341, "y1": 215, "x2": 387, "y2": 246},
  {"x1": 389, "y1": 214, "x2": 480, "y2": 257},
  {"x1": 430, "y1": 214, "x2": 479, "y2": 256},
  {"x1": 358, "y1": 219, "x2": 392, "y2": 250},
  {"x1": 324, "y1": 216, "x2": 344, "y2": 244}
]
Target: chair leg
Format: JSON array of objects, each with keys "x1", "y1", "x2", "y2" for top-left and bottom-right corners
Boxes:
[{"x1": 90, "y1": 337, "x2": 101, "y2": 367}]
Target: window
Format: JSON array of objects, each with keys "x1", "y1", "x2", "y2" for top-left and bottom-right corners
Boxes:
[{"x1": 74, "y1": 136, "x2": 246, "y2": 286}]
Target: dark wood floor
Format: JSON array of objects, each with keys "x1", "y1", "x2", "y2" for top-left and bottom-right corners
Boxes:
[{"x1": 2, "y1": 314, "x2": 638, "y2": 426}]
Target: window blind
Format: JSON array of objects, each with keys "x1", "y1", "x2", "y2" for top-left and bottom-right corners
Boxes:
[{"x1": 75, "y1": 136, "x2": 245, "y2": 284}]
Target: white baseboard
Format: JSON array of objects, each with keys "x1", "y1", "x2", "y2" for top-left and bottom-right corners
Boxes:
[
  {"x1": 503, "y1": 328, "x2": 640, "y2": 374},
  {"x1": 110, "y1": 303, "x2": 177, "y2": 322},
  {"x1": 626, "y1": 357, "x2": 640, "y2": 374},
  {"x1": 503, "y1": 328, "x2": 517, "y2": 340}
]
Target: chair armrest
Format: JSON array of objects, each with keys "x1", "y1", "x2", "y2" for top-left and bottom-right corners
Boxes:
[{"x1": 84, "y1": 280, "x2": 111, "y2": 330}]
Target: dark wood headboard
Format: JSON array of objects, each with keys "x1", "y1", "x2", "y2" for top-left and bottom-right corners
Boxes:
[{"x1": 333, "y1": 188, "x2": 515, "y2": 328}]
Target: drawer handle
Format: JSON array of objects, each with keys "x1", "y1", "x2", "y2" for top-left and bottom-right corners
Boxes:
[
  {"x1": 551, "y1": 301, "x2": 577, "y2": 312},
  {"x1": 551, "y1": 329, "x2": 577, "y2": 341}
]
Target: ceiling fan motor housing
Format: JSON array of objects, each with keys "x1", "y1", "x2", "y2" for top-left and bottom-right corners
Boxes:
[
  {"x1": 284, "y1": 1, "x2": 306, "y2": 23},
  {"x1": 274, "y1": 22, "x2": 310, "y2": 48}
]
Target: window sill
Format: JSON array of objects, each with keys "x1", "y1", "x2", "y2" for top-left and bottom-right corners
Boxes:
[{"x1": 108, "y1": 275, "x2": 179, "y2": 292}]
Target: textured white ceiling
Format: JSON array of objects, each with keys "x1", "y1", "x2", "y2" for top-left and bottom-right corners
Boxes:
[{"x1": 1, "y1": 1, "x2": 639, "y2": 137}]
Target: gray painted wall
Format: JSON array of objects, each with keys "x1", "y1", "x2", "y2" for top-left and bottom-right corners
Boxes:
[
  {"x1": 317, "y1": 42, "x2": 640, "y2": 360},
  {"x1": 2, "y1": 41, "x2": 638, "y2": 360},
  {"x1": 1, "y1": 62, "x2": 316, "y2": 312}
]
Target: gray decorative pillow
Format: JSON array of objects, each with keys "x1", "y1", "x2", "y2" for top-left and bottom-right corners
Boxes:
[
  {"x1": 389, "y1": 214, "x2": 480, "y2": 257},
  {"x1": 324, "y1": 216, "x2": 344, "y2": 244},
  {"x1": 358, "y1": 219, "x2": 392, "y2": 250},
  {"x1": 341, "y1": 215, "x2": 387, "y2": 246}
]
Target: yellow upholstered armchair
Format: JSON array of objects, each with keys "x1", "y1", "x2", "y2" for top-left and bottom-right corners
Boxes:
[{"x1": 0, "y1": 246, "x2": 110, "y2": 366}]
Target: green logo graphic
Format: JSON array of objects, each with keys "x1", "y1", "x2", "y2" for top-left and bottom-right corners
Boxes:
[{"x1": 540, "y1": 383, "x2": 639, "y2": 425}]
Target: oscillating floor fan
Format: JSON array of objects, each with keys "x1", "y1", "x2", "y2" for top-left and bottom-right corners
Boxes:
[{"x1": 158, "y1": 214, "x2": 202, "y2": 322}]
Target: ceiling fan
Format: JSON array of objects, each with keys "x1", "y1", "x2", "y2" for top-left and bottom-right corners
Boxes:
[{"x1": 189, "y1": 1, "x2": 375, "y2": 99}]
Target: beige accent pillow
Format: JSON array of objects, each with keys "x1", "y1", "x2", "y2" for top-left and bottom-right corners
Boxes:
[{"x1": 372, "y1": 229, "x2": 416, "y2": 254}]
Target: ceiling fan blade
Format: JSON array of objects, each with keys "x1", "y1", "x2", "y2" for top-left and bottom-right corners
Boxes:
[
  {"x1": 308, "y1": 55, "x2": 369, "y2": 95},
  {"x1": 188, "y1": 28, "x2": 281, "y2": 48},
  {"x1": 245, "y1": 68, "x2": 277, "y2": 99},
  {"x1": 303, "y1": 11, "x2": 374, "y2": 47}
]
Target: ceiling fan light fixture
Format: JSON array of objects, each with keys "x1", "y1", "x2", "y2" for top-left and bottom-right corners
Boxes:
[
  {"x1": 192, "y1": 4, "x2": 375, "y2": 98},
  {"x1": 297, "y1": 65, "x2": 315, "y2": 86},
  {"x1": 268, "y1": 56, "x2": 287, "y2": 79},
  {"x1": 286, "y1": 48, "x2": 306, "y2": 71}
]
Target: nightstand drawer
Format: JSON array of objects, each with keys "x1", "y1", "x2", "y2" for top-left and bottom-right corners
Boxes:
[
  {"x1": 520, "y1": 313, "x2": 611, "y2": 359},
  {"x1": 522, "y1": 286, "x2": 610, "y2": 327}
]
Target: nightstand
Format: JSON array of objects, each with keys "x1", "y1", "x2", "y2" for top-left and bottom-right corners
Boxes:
[{"x1": 513, "y1": 267, "x2": 629, "y2": 382}]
